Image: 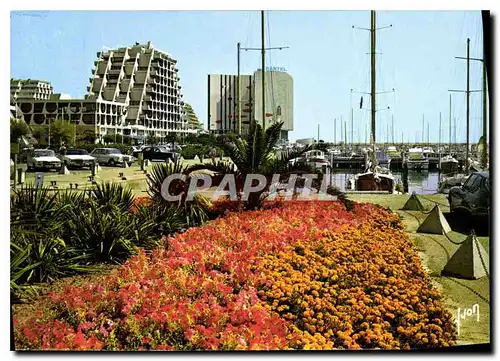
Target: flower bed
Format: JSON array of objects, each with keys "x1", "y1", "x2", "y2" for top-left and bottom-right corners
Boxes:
[{"x1": 14, "y1": 201, "x2": 456, "y2": 350}]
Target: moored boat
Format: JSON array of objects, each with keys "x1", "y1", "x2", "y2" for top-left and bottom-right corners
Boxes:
[
  {"x1": 439, "y1": 155, "x2": 459, "y2": 175},
  {"x1": 406, "y1": 147, "x2": 429, "y2": 171}
]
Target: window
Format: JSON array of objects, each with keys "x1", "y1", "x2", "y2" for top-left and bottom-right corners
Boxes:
[
  {"x1": 472, "y1": 175, "x2": 484, "y2": 190},
  {"x1": 34, "y1": 150, "x2": 55, "y2": 157},
  {"x1": 66, "y1": 149, "x2": 88, "y2": 155},
  {"x1": 463, "y1": 175, "x2": 476, "y2": 190}
]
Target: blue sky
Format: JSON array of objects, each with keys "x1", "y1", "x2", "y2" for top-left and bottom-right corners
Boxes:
[{"x1": 10, "y1": 10, "x2": 486, "y2": 142}]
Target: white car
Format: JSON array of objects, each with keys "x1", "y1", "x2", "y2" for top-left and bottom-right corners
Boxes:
[
  {"x1": 60, "y1": 148, "x2": 96, "y2": 169},
  {"x1": 27, "y1": 149, "x2": 63, "y2": 171},
  {"x1": 90, "y1": 148, "x2": 134, "y2": 167}
]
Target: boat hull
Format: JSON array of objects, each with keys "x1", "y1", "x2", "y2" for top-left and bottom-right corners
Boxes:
[
  {"x1": 355, "y1": 173, "x2": 394, "y2": 193},
  {"x1": 406, "y1": 160, "x2": 429, "y2": 171},
  {"x1": 440, "y1": 161, "x2": 459, "y2": 175}
]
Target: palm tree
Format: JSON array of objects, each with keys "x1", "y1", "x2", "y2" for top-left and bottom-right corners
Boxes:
[{"x1": 187, "y1": 120, "x2": 317, "y2": 210}]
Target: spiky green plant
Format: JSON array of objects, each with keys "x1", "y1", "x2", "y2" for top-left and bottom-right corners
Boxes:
[
  {"x1": 90, "y1": 182, "x2": 135, "y2": 213},
  {"x1": 67, "y1": 200, "x2": 136, "y2": 263},
  {"x1": 188, "y1": 120, "x2": 313, "y2": 210},
  {"x1": 146, "y1": 161, "x2": 209, "y2": 228}
]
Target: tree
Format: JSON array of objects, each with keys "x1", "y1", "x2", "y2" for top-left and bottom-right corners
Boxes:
[
  {"x1": 103, "y1": 135, "x2": 115, "y2": 145},
  {"x1": 188, "y1": 120, "x2": 315, "y2": 210},
  {"x1": 164, "y1": 133, "x2": 179, "y2": 147},
  {"x1": 50, "y1": 119, "x2": 75, "y2": 146},
  {"x1": 146, "y1": 135, "x2": 160, "y2": 145},
  {"x1": 77, "y1": 130, "x2": 97, "y2": 144},
  {"x1": 10, "y1": 117, "x2": 30, "y2": 144},
  {"x1": 31, "y1": 128, "x2": 46, "y2": 144}
]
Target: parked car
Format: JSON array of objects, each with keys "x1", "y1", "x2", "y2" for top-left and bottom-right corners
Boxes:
[
  {"x1": 448, "y1": 171, "x2": 490, "y2": 216},
  {"x1": 140, "y1": 146, "x2": 180, "y2": 162},
  {"x1": 90, "y1": 148, "x2": 134, "y2": 167},
  {"x1": 27, "y1": 149, "x2": 63, "y2": 172},
  {"x1": 132, "y1": 145, "x2": 148, "y2": 158},
  {"x1": 60, "y1": 148, "x2": 95, "y2": 169}
]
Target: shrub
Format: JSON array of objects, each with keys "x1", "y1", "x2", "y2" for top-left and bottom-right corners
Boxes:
[{"x1": 181, "y1": 144, "x2": 210, "y2": 159}]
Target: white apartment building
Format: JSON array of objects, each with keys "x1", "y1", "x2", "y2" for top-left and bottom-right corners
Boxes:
[
  {"x1": 10, "y1": 78, "x2": 53, "y2": 101},
  {"x1": 87, "y1": 41, "x2": 192, "y2": 140}
]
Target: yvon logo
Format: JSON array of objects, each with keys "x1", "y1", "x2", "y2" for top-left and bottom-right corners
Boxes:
[{"x1": 455, "y1": 304, "x2": 479, "y2": 336}]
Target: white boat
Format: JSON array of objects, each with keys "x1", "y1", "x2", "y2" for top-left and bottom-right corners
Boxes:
[
  {"x1": 406, "y1": 147, "x2": 429, "y2": 171},
  {"x1": 439, "y1": 155, "x2": 459, "y2": 175},
  {"x1": 290, "y1": 150, "x2": 330, "y2": 169},
  {"x1": 327, "y1": 148, "x2": 342, "y2": 156},
  {"x1": 422, "y1": 147, "x2": 435, "y2": 155},
  {"x1": 303, "y1": 150, "x2": 331, "y2": 168},
  {"x1": 386, "y1": 146, "x2": 399, "y2": 157}
]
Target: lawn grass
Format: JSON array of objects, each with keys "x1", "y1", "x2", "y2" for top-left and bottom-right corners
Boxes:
[
  {"x1": 12, "y1": 158, "x2": 229, "y2": 196},
  {"x1": 349, "y1": 193, "x2": 490, "y2": 346}
]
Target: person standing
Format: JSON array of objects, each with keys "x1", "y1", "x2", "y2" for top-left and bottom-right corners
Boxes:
[{"x1": 210, "y1": 146, "x2": 217, "y2": 165}]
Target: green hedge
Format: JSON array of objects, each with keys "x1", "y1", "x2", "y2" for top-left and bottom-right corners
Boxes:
[
  {"x1": 75, "y1": 143, "x2": 133, "y2": 156},
  {"x1": 180, "y1": 144, "x2": 210, "y2": 159}
]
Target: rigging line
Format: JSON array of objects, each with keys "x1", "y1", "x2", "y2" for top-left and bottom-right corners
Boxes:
[
  {"x1": 266, "y1": 11, "x2": 273, "y2": 122},
  {"x1": 266, "y1": 11, "x2": 276, "y2": 124},
  {"x1": 244, "y1": 11, "x2": 252, "y2": 49}
]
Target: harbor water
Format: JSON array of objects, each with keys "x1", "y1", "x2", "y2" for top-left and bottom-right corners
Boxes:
[{"x1": 325, "y1": 170, "x2": 441, "y2": 195}]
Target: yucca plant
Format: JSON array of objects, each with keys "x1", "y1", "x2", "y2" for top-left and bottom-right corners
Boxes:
[
  {"x1": 90, "y1": 182, "x2": 135, "y2": 213},
  {"x1": 10, "y1": 233, "x2": 93, "y2": 301},
  {"x1": 11, "y1": 236, "x2": 91, "y2": 284},
  {"x1": 68, "y1": 200, "x2": 136, "y2": 263},
  {"x1": 131, "y1": 202, "x2": 185, "y2": 249},
  {"x1": 10, "y1": 185, "x2": 95, "y2": 299},
  {"x1": 10, "y1": 184, "x2": 69, "y2": 238},
  {"x1": 147, "y1": 161, "x2": 209, "y2": 228}
]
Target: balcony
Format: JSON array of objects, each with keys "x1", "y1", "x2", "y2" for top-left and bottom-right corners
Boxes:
[
  {"x1": 124, "y1": 63, "x2": 136, "y2": 76},
  {"x1": 120, "y1": 79, "x2": 133, "y2": 92},
  {"x1": 108, "y1": 67, "x2": 122, "y2": 75},
  {"x1": 116, "y1": 94, "x2": 127, "y2": 103},
  {"x1": 102, "y1": 89, "x2": 117, "y2": 102},
  {"x1": 92, "y1": 78, "x2": 104, "y2": 93},
  {"x1": 130, "y1": 90, "x2": 143, "y2": 102},
  {"x1": 97, "y1": 61, "x2": 109, "y2": 74},
  {"x1": 135, "y1": 70, "x2": 148, "y2": 84}
]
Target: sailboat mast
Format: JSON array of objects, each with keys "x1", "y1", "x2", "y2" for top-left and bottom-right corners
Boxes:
[
  {"x1": 370, "y1": 10, "x2": 376, "y2": 146},
  {"x1": 344, "y1": 119, "x2": 347, "y2": 149},
  {"x1": 439, "y1": 112, "x2": 442, "y2": 146},
  {"x1": 466, "y1": 38, "x2": 470, "y2": 175},
  {"x1": 482, "y1": 21, "x2": 488, "y2": 169},
  {"x1": 392, "y1": 114, "x2": 394, "y2": 144},
  {"x1": 422, "y1": 114, "x2": 424, "y2": 144},
  {"x1": 261, "y1": 10, "x2": 266, "y2": 131},
  {"x1": 449, "y1": 94, "x2": 452, "y2": 150},
  {"x1": 334, "y1": 118, "x2": 336, "y2": 144},
  {"x1": 350, "y1": 107, "x2": 353, "y2": 145},
  {"x1": 427, "y1": 121, "x2": 429, "y2": 145}
]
